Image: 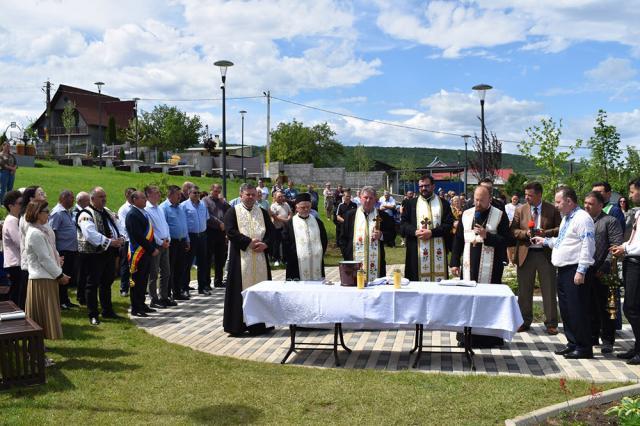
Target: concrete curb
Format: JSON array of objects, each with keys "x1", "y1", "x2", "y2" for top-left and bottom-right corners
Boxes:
[{"x1": 505, "y1": 382, "x2": 640, "y2": 425}]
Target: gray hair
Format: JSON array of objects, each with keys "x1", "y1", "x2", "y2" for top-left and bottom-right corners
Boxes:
[
  {"x1": 76, "y1": 191, "x2": 89, "y2": 202},
  {"x1": 360, "y1": 186, "x2": 376, "y2": 197},
  {"x1": 240, "y1": 182, "x2": 256, "y2": 193}
]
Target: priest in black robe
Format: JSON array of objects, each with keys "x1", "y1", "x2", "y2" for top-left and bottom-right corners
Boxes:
[
  {"x1": 400, "y1": 175, "x2": 454, "y2": 281},
  {"x1": 340, "y1": 186, "x2": 396, "y2": 279},
  {"x1": 223, "y1": 183, "x2": 276, "y2": 336},
  {"x1": 282, "y1": 193, "x2": 328, "y2": 280}
]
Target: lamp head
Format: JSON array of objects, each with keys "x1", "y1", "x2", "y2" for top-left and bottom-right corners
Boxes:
[
  {"x1": 472, "y1": 84, "x2": 492, "y2": 101},
  {"x1": 214, "y1": 60, "x2": 234, "y2": 80}
]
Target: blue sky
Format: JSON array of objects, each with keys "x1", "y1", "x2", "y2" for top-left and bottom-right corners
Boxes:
[{"x1": 1, "y1": 0, "x2": 639, "y2": 157}]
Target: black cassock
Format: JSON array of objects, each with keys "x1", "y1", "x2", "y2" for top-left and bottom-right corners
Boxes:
[
  {"x1": 339, "y1": 208, "x2": 396, "y2": 278},
  {"x1": 399, "y1": 196, "x2": 454, "y2": 281},
  {"x1": 282, "y1": 214, "x2": 328, "y2": 280},
  {"x1": 449, "y1": 207, "x2": 511, "y2": 348},
  {"x1": 223, "y1": 205, "x2": 275, "y2": 335}
]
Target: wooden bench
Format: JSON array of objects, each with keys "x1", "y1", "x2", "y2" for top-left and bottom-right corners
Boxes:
[{"x1": 0, "y1": 301, "x2": 46, "y2": 389}]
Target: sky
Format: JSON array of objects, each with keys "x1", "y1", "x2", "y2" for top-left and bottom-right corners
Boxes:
[{"x1": 1, "y1": 0, "x2": 640, "y2": 158}]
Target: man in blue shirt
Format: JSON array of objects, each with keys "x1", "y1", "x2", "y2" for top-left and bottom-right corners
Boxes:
[
  {"x1": 161, "y1": 185, "x2": 190, "y2": 300},
  {"x1": 181, "y1": 185, "x2": 210, "y2": 295},
  {"x1": 284, "y1": 180, "x2": 299, "y2": 206},
  {"x1": 49, "y1": 189, "x2": 78, "y2": 310}
]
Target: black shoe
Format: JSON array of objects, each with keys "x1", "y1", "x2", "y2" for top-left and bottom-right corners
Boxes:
[
  {"x1": 174, "y1": 293, "x2": 189, "y2": 301},
  {"x1": 617, "y1": 349, "x2": 636, "y2": 359},
  {"x1": 627, "y1": 354, "x2": 640, "y2": 365},
  {"x1": 120, "y1": 291, "x2": 129, "y2": 297},
  {"x1": 213, "y1": 282, "x2": 226, "y2": 288},
  {"x1": 90, "y1": 317, "x2": 100, "y2": 326},
  {"x1": 564, "y1": 350, "x2": 593, "y2": 359},
  {"x1": 102, "y1": 312, "x2": 122, "y2": 319},
  {"x1": 131, "y1": 311, "x2": 148, "y2": 317},
  {"x1": 150, "y1": 300, "x2": 166, "y2": 309},
  {"x1": 161, "y1": 298, "x2": 177, "y2": 307},
  {"x1": 198, "y1": 289, "x2": 211, "y2": 296},
  {"x1": 554, "y1": 346, "x2": 575, "y2": 356},
  {"x1": 601, "y1": 341, "x2": 614, "y2": 354},
  {"x1": 188, "y1": 286, "x2": 196, "y2": 292},
  {"x1": 248, "y1": 326, "x2": 275, "y2": 336},
  {"x1": 143, "y1": 305, "x2": 157, "y2": 313}
]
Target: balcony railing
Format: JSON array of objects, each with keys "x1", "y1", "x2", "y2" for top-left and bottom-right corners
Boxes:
[{"x1": 43, "y1": 126, "x2": 90, "y2": 136}]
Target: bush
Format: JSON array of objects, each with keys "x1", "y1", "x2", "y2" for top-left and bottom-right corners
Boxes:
[{"x1": 606, "y1": 396, "x2": 640, "y2": 425}]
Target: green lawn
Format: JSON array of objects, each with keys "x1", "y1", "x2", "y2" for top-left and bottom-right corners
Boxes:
[{"x1": 0, "y1": 162, "x2": 627, "y2": 424}]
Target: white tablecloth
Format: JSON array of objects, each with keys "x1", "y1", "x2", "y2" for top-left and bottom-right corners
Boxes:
[{"x1": 242, "y1": 281, "x2": 524, "y2": 340}]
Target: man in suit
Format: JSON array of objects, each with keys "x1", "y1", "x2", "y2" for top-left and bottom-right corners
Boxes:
[
  {"x1": 340, "y1": 186, "x2": 396, "y2": 281},
  {"x1": 511, "y1": 181, "x2": 562, "y2": 335},
  {"x1": 126, "y1": 191, "x2": 159, "y2": 317}
]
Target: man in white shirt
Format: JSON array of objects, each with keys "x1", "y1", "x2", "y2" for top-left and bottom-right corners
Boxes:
[
  {"x1": 505, "y1": 194, "x2": 519, "y2": 223},
  {"x1": 117, "y1": 187, "x2": 136, "y2": 297},
  {"x1": 269, "y1": 191, "x2": 291, "y2": 266},
  {"x1": 532, "y1": 186, "x2": 595, "y2": 359},
  {"x1": 257, "y1": 179, "x2": 269, "y2": 202},
  {"x1": 379, "y1": 190, "x2": 396, "y2": 218},
  {"x1": 145, "y1": 185, "x2": 173, "y2": 309},
  {"x1": 611, "y1": 177, "x2": 640, "y2": 364}
]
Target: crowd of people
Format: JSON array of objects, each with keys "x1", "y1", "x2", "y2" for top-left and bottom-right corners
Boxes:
[{"x1": 2, "y1": 171, "x2": 640, "y2": 367}]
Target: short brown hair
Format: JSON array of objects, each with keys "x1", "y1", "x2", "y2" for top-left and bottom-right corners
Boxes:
[{"x1": 24, "y1": 200, "x2": 49, "y2": 224}]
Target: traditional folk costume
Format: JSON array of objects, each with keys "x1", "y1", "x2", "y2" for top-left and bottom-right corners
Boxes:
[
  {"x1": 450, "y1": 205, "x2": 511, "y2": 347},
  {"x1": 400, "y1": 195, "x2": 454, "y2": 281},
  {"x1": 282, "y1": 193, "x2": 328, "y2": 280},
  {"x1": 223, "y1": 201, "x2": 275, "y2": 336},
  {"x1": 340, "y1": 205, "x2": 396, "y2": 282}
]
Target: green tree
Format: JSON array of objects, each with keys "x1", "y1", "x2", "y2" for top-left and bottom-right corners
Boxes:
[
  {"x1": 139, "y1": 105, "x2": 203, "y2": 152},
  {"x1": 585, "y1": 110, "x2": 622, "y2": 183},
  {"x1": 270, "y1": 119, "x2": 343, "y2": 167},
  {"x1": 519, "y1": 117, "x2": 580, "y2": 201},
  {"x1": 106, "y1": 115, "x2": 117, "y2": 146},
  {"x1": 398, "y1": 156, "x2": 420, "y2": 192},
  {"x1": 503, "y1": 171, "x2": 529, "y2": 197},
  {"x1": 62, "y1": 101, "x2": 76, "y2": 154}
]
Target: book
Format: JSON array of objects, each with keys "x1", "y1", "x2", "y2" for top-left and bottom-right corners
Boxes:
[{"x1": 438, "y1": 279, "x2": 477, "y2": 287}]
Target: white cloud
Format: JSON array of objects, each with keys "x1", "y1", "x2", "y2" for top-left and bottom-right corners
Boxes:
[{"x1": 586, "y1": 57, "x2": 637, "y2": 82}]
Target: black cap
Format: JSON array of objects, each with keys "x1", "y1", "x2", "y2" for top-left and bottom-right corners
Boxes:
[{"x1": 295, "y1": 193, "x2": 311, "y2": 204}]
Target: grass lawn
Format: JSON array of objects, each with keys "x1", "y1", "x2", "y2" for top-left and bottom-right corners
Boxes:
[{"x1": 0, "y1": 162, "x2": 627, "y2": 424}]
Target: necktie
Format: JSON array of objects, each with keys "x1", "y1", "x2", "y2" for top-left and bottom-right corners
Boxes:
[{"x1": 533, "y1": 206, "x2": 539, "y2": 228}]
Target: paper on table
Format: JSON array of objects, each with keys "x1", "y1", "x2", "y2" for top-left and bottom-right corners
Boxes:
[
  {"x1": 438, "y1": 279, "x2": 477, "y2": 287},
  {"x1": 0, "y1": 311, "x2": 26, "y2": 321},
  {"x1": 368, "y1": 277, "x2": 410, "y2": 286}
]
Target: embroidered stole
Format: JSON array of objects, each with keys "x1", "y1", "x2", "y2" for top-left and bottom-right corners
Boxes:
[
  {"x1": 235, "y1": 204, "x2": 268, "y2": 290},
  {"x1": 353, "y1": 207, "x2": 380, "y2": 282},
  {"x1": 292, "y1": 214, "x2": 323, "y2": 280},
  {"x1": 416, "y1": 195, "x2": 447, "y2": 281},
  {"x1": 462, "y1": 206, "x2": 502, "y2": 284},
  {"x1": 128, "y1": 215, "x2": 154, "y2": 287}
]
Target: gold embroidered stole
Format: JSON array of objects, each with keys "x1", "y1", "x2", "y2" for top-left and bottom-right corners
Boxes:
[
  {"x1": 416, "y1": 195, "x2": 447, "y2": 281},
  {"x1": 353, "y1": 207, "x2": 380, "y2": 282},
  {"x1": 235, "y1": 204, "x2": 268, "y2": 290},
  {"x1": 292, "y1": 214, "x2": 323, "y2": 280},
  {"x1": 462, "y1": 206, "x2": 502, "y2": 284}
]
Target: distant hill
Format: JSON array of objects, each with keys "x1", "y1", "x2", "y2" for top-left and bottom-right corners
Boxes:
[{"x1": 251, "y1": 145, "x2": 542, "y2": 176}]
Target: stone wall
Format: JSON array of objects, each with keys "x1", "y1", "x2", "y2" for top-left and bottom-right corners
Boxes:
[{"x1": 267, "y1": 161, "x2": 387, "y2": 190}]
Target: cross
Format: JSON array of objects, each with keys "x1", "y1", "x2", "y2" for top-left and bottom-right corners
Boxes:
[{"x1": 420, "y1": 217, "x2": 431, "y2": 230}]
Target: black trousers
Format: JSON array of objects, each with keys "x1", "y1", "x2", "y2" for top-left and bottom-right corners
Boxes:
[
  {"x1": 169, "y1": 238, "x2": 188, "y2": 297},
  {"x1": 84, "y1": 249, "x2": 117, "y2": 318},
  {"x1": 130, "y1": 254, "x2": 152, "y2": 313},
  {"x1": 587, "y1": 269, "x2": 616, "y2": 344},
  {"x1": 6, "y1": 266, "x2": 27, "y2": 310},
  {"x1": 207, "y1": 229, "x2": 227, "y2": 286},
  {"x1": 75, "y1": 253, "x2": 89, "y2": 304},
  {"x1": 185, "y1": 232, "x2": 209, "y2": 291},
  {"x1": 119, "y1": 244, "x2": 130, "y2": 293},
  {"x1": 557, "y1": 264, "x2": 592, "y2": 353},
  {"x1": 623, "y1": 258, "x2": 640, "y2": 353},
  {"x1": 58, "y1": 250, "x2": 77, "y2": 305},
  {"x1": 270, "y1": 228, "x2": 283, "y2": 262}
]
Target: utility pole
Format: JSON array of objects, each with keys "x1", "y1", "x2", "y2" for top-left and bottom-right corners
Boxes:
[
  {"x1": 264, "y1": 90, "x2": 271, "y2": 177},
  {"x1": 45, "y1": 80, "x2": 52, "y2": 148}
]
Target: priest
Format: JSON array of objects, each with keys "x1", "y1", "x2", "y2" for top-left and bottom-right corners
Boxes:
[
  {"x1": 223, "y1": 183, "x2": 276, "y2": 337},
  {"x1": 450, "y1": 185, "x2": 511, "y2": 347},
  {"x1": 340, "y1": 186, "x2": 396, "y2": 281},
  {"x1": 282, "y1": 193, "x2": 328, "y2": 280},
  {"x1": 400, "y1": 175, "x2": 454, "y2": 281}
]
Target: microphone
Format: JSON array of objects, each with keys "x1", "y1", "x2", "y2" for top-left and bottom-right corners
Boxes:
[
  {"x1": 528, "y1": 219, "x2": 538, "y2": 237},
  {"x1": 474, "y1": 211, "x2": 482, "y2": 226}
]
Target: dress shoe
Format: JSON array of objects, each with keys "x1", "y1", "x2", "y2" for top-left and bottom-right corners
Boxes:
[
  {"x1": 554, "y1": 346, "x2": 575, "y2": 356},
  {"x1": 120, "y1": 291, "x2": 129, "y2": 297},
  {"x1": 564, "y1": 350, "x2": 593, "y2": 359},
  {"x1": 248, "y1": 326, "x2": 275, "y2": 336},
  {"x1": 161, "y1": 298, "x2": 178, "y2": 307},
  {"x1": 617, "y1": 349, "x2": 636, "y2": 359},
  {"x1": 131, "y1": 311, "x2": 148, "y2": 318},
  {"x1": 214, "y1": 282, "x2": 226, "y2": 288},
  {"x1": 174, "y1": 293, "x2": 189, "y2": 301},
  {"x1": 517, "y1": 325, "x2": 530, "y2": 333},
  {"x1": 601, "y1": 342, "x2": 614, "y2": 354},
  {"x1": 546, "y1": 326, "x2": 559, "y2": 335},
  {"x1": 102, "y1": 312, "x2": 122, "y2": 319},
  {"x1": 90, "y1": 317, "x2": 100, "y2": 326},
  {"x1": 143, "y1": 305, "x2": 157, "y2": 313},
  {"x1": 627, "y1": 354, "x2": 640, "y2": 365},
  {"x1": 198, "y1": 289, "x2": 212, "y2": 296},
  {"x1": 150, "y1": 300, "x2": 166, "y2": 309}
]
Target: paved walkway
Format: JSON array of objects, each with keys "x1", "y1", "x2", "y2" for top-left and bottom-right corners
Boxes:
[{"x1": 132, "y1": 265, "x2": 640, "y2": 383}]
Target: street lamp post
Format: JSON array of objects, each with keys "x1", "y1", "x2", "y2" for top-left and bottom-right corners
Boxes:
[
  {"x1": 239, "y1": 110, "x2": 247, "y2": 182},
  {"x1": 472, "y1": 84, "x2": 492, "y2": 179},
  {"x1": 95, "y1": 81, "x2": 105, "y2": 170},
  {"x1": 214, "y1": 60, "x2": 234, "y2": 199},
  {"x1": 462, "y1": 134, "x2": 471, "y2": 195},
  {"x1": 133, "y1": 97, "x2": 140, "y2": 160}
]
